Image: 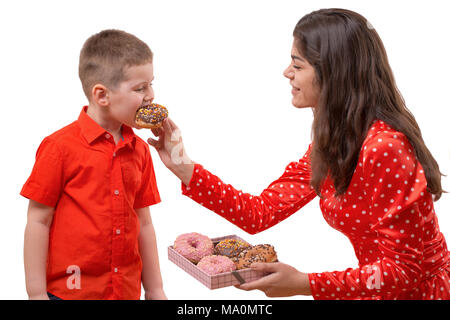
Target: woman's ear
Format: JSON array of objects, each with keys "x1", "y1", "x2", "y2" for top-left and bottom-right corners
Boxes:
[{"x1": 91, "y1": 84, "x2": 110, "y2": 107}]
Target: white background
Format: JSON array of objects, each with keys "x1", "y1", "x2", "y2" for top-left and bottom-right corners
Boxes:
[{"x1": 1, "y1": 0, "x2": 449, "y2": 300}]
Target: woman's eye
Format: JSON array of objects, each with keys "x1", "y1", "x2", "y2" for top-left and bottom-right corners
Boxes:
[{"x1": 293, "y1": 65, "x2": 302, "y2": 70}]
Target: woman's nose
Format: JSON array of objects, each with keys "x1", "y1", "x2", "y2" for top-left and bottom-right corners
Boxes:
[{"x1": 283, "y1": 66, "x2": 294, "y2": 79}]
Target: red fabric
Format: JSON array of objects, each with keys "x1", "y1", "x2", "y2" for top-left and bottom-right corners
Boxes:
[
  {"x1": 181, "y1": 120, "x2": 450, "y2": 300},
  {"x1": 21, "y1": 106, "x2": 161, "y2": 300}
]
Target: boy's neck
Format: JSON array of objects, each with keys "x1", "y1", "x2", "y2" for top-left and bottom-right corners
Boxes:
[{"x1": 86, "y1": 103, "x2": 122, "y2": 138}]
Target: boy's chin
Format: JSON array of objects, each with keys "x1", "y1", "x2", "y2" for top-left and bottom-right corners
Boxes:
[{"x1": 126, "y1": 121, "x2": 140, "y2": 129}]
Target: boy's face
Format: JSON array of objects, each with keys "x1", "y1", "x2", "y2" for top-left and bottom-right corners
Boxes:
[{"x1": 108, "y1": 63, "x2": 154, "y2": 129}]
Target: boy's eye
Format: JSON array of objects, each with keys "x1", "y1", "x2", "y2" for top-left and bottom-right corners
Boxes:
[{"x1": 136, "y1": 83, "x2": 152, "y2": 92}]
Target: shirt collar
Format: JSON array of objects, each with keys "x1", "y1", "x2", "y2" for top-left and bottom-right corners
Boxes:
[{"x1": 78, "y1": 106, "x2": 136, "y2": 149}]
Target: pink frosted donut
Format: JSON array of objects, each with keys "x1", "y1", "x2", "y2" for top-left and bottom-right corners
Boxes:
[
  {"x1": 174, "y1": 232, "x2": 214, "y2": 263},
  {"x1": 197, "y1": 255, "x2": 236, "y2": 275}
]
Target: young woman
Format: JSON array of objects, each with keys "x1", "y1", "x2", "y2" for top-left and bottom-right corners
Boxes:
[{"x1": 148, "y1": 8, "x2": 449, "y2": 300}]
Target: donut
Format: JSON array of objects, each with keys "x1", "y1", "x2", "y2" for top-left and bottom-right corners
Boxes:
[
  {"x1": 173, "y1": 232, "x2": 214, "y2": 264},
  {"x1": 197, "y1": 255, "x2": 236, "y2": 275},
  {"x1": 235, "y1": 244, "x2": 278, "y2": 270},
  {"x1": 214, "y1": 239, "x2": 251, "y2": 263},
  {"x1": 135, "y1": 103, "x2": 168, "y2": 129}
]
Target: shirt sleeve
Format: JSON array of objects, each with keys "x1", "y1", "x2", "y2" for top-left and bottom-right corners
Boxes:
[
  {"x1": 134, "y1": 145, "x2": 162, "y2": 208},
  {"x1": 20, "y1": 137, "x2": 64, "y2": 208},
  {"x1": 308, "y1": 132, "x2": 426, "y2": 300},
  {"x1": 181, "y1": 144, "x2": 317, "y2": 234}
]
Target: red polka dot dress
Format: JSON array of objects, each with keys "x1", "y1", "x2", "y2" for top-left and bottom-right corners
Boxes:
[{"x1": 181, "y1": 120, "x2": 450, "y2": 300}]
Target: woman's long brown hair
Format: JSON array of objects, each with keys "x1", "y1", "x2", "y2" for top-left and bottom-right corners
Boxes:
[{"x1": 294, "y1": 8, "x2": 444, "y2": 200}]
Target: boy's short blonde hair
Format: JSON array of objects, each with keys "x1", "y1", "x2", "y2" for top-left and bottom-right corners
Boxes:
[{"x1": 79, "y1": 29, "x2": 153, "y2": 100}]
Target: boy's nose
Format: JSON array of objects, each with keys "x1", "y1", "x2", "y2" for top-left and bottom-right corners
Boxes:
[
  {"x1": 144, "y1": 93, "x2": 154, "y2": 103},
  {"x1": 144, "y1": 97, "x2": 154, "y2": 104}
]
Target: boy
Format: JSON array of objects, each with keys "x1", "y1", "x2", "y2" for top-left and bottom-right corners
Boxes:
[{"x1": 21, "y1": 30, "x2": 166, "y2": 300}]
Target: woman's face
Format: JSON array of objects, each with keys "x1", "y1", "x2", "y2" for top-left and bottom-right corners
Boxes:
[{"x1": 283, "y1": 41, "x2": 320, "y2": 109}]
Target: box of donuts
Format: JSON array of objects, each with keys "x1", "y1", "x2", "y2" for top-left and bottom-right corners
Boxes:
[{"x1": 168, "y1": 233, "x2": 277, "y2": 290}]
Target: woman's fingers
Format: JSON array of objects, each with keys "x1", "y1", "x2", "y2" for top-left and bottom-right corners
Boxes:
[
  {"x1": 167, "y1": 117, "x2": 179, "y2": 131},
  {"x1": 250, "y1": 262, "x2": 281, "y2": 273},
  {"x1": 234, "y1": 263, "x2": 278, "y2": 291},
  {"x1": 151, "y1": 128, "x2": 160, "y2": 137},
  {"x1": 162, "y1": 118, "x2": 171, "y2": 131},
  {"x1": 147, "y1": 137, "x2": 160, "y2": 150},
  {"x1": 236, "y1": 273, "x2": 277, "y2": 292}
]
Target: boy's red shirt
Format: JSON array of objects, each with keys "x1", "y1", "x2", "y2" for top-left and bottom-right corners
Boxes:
[{"x1": 21, "y1": 106, "x2": 161, "y2": 300}]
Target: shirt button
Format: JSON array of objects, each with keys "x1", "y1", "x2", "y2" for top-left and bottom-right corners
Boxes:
[
  {"x1": 114, "y1": 190, "x2": 119, "y2": 195},
  {"x1": 116, "y1": 229, "x2": 121, "y2": 235},
  {"x1": 105, "y1": 133, "x2": 111, "y2": 139},
  {"x1": 113, "y1": 152, "x2": 117, "y2": 157},
  {"x1": 114, "y1": 268, "x2": 118, "y2": 273}
]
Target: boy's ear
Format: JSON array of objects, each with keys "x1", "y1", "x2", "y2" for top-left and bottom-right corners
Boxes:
[{"x1": 91, "y1": 84, "x2": 110, "y2": 107}]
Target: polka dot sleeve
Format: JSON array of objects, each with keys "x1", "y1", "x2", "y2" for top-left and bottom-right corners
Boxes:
[
  {"x1": 308, "y1": 132, "x2": 427, "y2": 299},
  {"x1": 181, "y1": 144, "x2": 317, "y2": 234}
]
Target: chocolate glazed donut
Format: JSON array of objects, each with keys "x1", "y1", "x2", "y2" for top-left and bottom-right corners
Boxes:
[
  {"x1": 235, "y1": 244, "x2": 278, "y2": 270},
  {"x1": 135, "y1": 103, "x2": 168, "y2": 129},
  {"x1": 215, "y1": 239, "x2": 252, "y2": 264}
]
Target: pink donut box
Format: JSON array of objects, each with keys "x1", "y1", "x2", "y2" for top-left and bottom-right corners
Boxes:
[{"x1": 168, "y1": 234, "x2": 270, "y2": 290}]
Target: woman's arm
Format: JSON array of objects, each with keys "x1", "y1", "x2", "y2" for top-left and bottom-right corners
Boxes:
[
  {"x1": 24, "y1": 200, "x2": 54, "y2": 300},
  {"x1": 137, "y1": 206, "x2": 167, "y2": 300},
  {"x1": 148, "y1": 118, "x2": 316, "y2": 234},
  {"x1": 181, "y1": 159, "x2": 316, "y2": 234},
  {"x1": 171, "y1": 162, "x2": 195, "y2": 186}
]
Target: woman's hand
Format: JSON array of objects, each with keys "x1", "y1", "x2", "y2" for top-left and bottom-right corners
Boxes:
[
  {"x1": 147, "y1": 118, "x2": 195, "y2": 185},
  {"x1": 235, "y1": 262, "x2": 311, "y2": 297},
  {"x1": 147, "y1": 118, "x2": 190, "y2": 169}
]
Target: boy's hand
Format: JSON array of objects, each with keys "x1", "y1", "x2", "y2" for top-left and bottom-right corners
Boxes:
[
  {"x1": 147, "y1": 118, "x2": 194, "y2": 185},
  {"x1": 145, "y1": 289, "x2": 167, "y2": 300},
  {"x1": 29, "y1": 293, "x2": 50, "y2": 300},
  {"x1": 24, "y1": 200, "x2": 54, "y2": 301}
]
